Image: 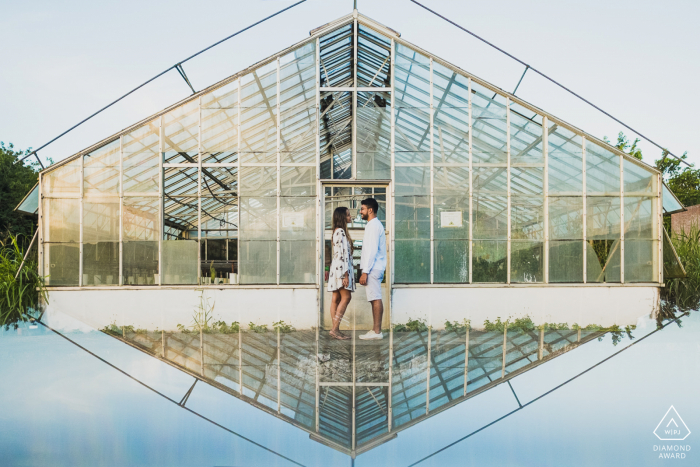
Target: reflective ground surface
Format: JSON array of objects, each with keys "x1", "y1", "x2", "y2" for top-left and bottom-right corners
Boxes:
[{"x1": 1, "y1": 308, "x2": 698, "y2": 466}]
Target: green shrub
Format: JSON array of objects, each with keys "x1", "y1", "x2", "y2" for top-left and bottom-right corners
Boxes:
[
  {"x1": 393, "y1": 318, "x2": 428, "y2": 332},
  {"x1": 664, "y1": 226, "x2": 700, "y2": 311},
  {"x1": 0, "y1": 234, "x2": 46, "y2": 329}
]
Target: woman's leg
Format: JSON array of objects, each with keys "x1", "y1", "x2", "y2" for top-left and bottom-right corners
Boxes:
[
  {"x1": 329, "y1": 291, "x2": 341, "y2": 332},
  {"x1": 334, "y1": 289, "x2": 352, "y2": 334}
]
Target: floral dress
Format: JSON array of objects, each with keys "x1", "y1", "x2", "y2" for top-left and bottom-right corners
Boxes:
[{"x1": 327, "y1": 228, "x2": 356, "y2": 292}]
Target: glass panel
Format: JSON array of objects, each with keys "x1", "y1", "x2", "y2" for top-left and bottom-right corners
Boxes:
[
  {"x1": 280, "y1": 43, "x2": 316, "y2": 164},
  {"x1": 511, "y1": 196, "x2": 543, "y2": 241},
  {"x1": 549, "y1": 197, "x2": 583, "y2": 240},
  {"x1": 473, "y1": 195, "x2": 507, "y2": 239},
  {"x1": 396, "y1": 166, "x2": 429, "y2": 196},
  {"x1": 162, "y1": 240, "x2": 198, "y2": 284},
  {"x1": 472, "y1": 240, "x2": 507, "y2": 282},
  {"x1": 391, "y1": 330, "x2": 429, "y2": 428},
  {"x1": 662, "y1": 183, "x2": 683, "y2": 214},
  {"x1": 83, "y1": 200, "x2": 119, "y2": 243},
  {"x1": 357, "y1": 91, "x2": 391, "y2": 180},
  {"x1": 280, "y1": 166, "x2": 315, "y2": 197},
  {"x1": 279, "y1": 331, "x2": 316, "y2": 429},
  {"x1": 201, "y1": 166, "x2": 237, "y2": 197},
  {"x1": 586, "y1": 140, "x2": 620, "y2": 195},
  {"x1": 319, "y1": 23, "x2": 353, "y2": 88},
  {"x1": 549, "y1": 240, "x2": 583, "y2": 283},
  {"x1": 624, "y1": 159, "x2": 656, "y2": 194},
  {"x1": 42, "y1": 159, "x2": 81, "y2": 196},
  {"x1": 395, "y1": 195, "x2": 429, "y2": 239},
  {"x1": 434, "y1": 240, "x2": 468, "y2": 283},
  {"x1": 586, "y1": 197, "x2": 621, "y2": 283},
  {"x1": 123, "y1": 198, "x2": 159, "y2": 241},
  {"x1": 239, "y1": 240, "x2": 276, "y2": 284},
  {"x1": 201, "y1": 81, "x2": 239, "y2": 154},
  {"x1": 433, "y1": 62, "x2": 470, "y2": 165},
  {"x1": 357, "y1": 25, "x2": 391, "y2": 87},
  {"x1": 471, "y1": 81, "x2": 508, "y2": 164},
  {"x1": 83, "y1": 241, "x2": 119, "y2": 286},
  {"x1": 429, "y1": 328, "x2": 467, "y2": 409},
  {"x1": 17, "y1": 184, "x2": 39, "y2": 215},
  {"x1": 43, "y1": 198, "x2": 79, "y2": 243},
  {"x1": 163, "y1": 100, "x2": 199, "y2": 163},
  {"x1": 625, "y1": 196, "x2": 656, "y2": 239},
  {"x1": 280, "y1": 240, "x2": 314, "y2": 284},
  {"x1": 467, "y1": 330, "x2": 504, "y2": 391},
  {"x1": 356, "y1": 386, "x2": 389, "y2": 446},
  {"x1": 395, "y1": 239, "x2": 429, "y2": 283},
  {"x1": 510, "y1": 103, "x2": 543, "y2": 164},
  {"x1": 511, "y1": 167, "x2": 543, "y2": 196},
  {"x1": 548, "y1": 125, "x2": 582, "y2": 194},
  {"x1": 44, "y1": 243, "x2": 79, "y2": 286},
  {"x1": 240, "y1": 197, "x2": 277, "y2": 241},
  {"x1": 504, "y1": 328, "x2": 539, "y2": 375},
  {"x1": 320, "y1": 91, "x2": 352, "y2": 178},
  {"x1": 663, "y1": 228, "x2": 685, "y2": 279},
  {"x1": 123, "y1": 121, "x2": 160, "y2": 194},
  {"x1": 123, "y1": 241, "x2": 158, "y2": 285},
  {"x1": 511, "y1": 241, "x2": 543, "y2": 283},
  {"x1": 84, "y1": 140, "x2": 120, "y2": 195},
  {"x1": 473, "y1": 167, "x2": 507, "y2": 194},
  {"x1": 123, "y1": 197, "x2": 159, "y2": 286},
  {"x1": 625, "y1": 239, "x2": 657, "y2": 282},
  {"x1": 240, "y1": 62, "x2": 278, "y2": 160},
  {"x1": 280, "y1": 197, "x2": 315, "y2": 241},
  {"x1": 239, "y1": 166, "x2": 277, "y2": 197},
  {"x1": 395, "y1": 43, "x2": 430, "y2": 160}
]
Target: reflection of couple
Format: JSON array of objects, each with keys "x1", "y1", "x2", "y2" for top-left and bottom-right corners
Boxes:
[{"x1": 327, "y1": 198, "x2": 386, "y2": 340}]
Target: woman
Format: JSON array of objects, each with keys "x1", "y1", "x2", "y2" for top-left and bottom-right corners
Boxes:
[{"x1": 327, "y1": 207, "x2": 355, "y2": 340}]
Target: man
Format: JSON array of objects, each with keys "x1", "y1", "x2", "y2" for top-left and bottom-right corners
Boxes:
[{"x1": 358, "y1": 198, "x2": 386, "y2": 340}]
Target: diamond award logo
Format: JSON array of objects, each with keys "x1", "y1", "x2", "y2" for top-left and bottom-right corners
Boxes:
[{"x1": 653, "y1": 406, "x2": 691, "y2": 441}]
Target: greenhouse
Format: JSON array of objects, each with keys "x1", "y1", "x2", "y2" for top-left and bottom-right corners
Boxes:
[{"x1": 30, "y1": 11, "x2": 683, "y2": 330}]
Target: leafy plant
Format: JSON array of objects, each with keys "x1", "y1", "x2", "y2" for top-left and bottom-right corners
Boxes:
[
  {"x1": 663, "y1": 226, "x2": 700, "y2": 311},
  {"x1": 483, "y1": 316, "x2": 536, "y2": 333},
  {"x1": 393, "y1": 318, "x2": 428, "y2": 332},
  {"x1": 101, "y1": 321, "x2": 122, "y2": 337},
  {"x1": 213, "y1": 320, "x2": 240, "y2": 334},
  {"x1": 444, "y1": 319, "x2": 471, "y2": 333},
  {"x1": 249, "y1": 322, "x2": 269, "y2": 333},
  {"x1": 0, "y1": 234, "x2": 47, "y2": 329},
  {"x1": 273, "y1": 320, "x2": 295, "y2": 333}
]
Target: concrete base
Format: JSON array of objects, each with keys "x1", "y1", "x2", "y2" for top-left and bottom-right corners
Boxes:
[{"x1": 42, "y1": 285, "x2": 659, "y2": 331}]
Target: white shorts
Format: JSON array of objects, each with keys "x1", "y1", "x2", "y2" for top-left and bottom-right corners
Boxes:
[{"x1": 365, "y1": 270, "x2": 384, "y2": 302}]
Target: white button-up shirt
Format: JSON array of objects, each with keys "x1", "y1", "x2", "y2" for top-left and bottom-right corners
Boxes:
[{"x1": 360, "y1": 217, "x2": 387, "y2": 275}]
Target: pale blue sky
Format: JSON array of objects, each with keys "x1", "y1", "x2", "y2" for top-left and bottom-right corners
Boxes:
[{"x1": 2, "y1": 0, "x2": 699, "y2": 168}]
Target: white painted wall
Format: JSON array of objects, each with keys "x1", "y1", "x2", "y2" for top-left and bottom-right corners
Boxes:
[
  {"x1": 43, "y1": 285, "x2": 659, "y2": 331},
  {"x1": 43, "y1": 288, "x2": 319, "y2": 331},
  {"x1": 391, "y1": 286, "x2": 659, "y2": 330}
]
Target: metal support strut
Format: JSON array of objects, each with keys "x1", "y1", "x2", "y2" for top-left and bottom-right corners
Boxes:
[{"x1": 175, "y1": 63, "x2": 197, "y2": 95}]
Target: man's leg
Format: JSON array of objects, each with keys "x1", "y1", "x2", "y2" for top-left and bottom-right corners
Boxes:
[{"x1": 370, "y1": 299, "x2": 383, "y2": 334}]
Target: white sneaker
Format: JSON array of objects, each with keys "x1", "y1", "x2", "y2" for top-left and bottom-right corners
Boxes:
[{"x1": 359, "y1": 331, "x2": 383, "y2": 340}]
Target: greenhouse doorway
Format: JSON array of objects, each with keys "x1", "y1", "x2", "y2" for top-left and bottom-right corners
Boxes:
[{"x1": 321, "y1": 182, "x2": 391, "y2": 332}]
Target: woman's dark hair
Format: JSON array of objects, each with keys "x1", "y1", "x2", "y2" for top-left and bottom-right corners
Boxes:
[
  {"x1": 332, "y1": 207, "x2": 353, "y2": 253},
  {"x1": 361, "y1": 198, "x2": 379, "y2": 215}
]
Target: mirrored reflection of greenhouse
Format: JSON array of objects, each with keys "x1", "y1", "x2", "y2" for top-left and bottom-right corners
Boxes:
[
  {"x1": 106, "y1": 318, "x2": 605, "y2": 456},
  {"x1": 31, "y1": 11, "x2": 683, "y2": 331}
]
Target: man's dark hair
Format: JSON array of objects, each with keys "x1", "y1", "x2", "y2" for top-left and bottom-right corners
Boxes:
[{"x1": 361, "y1": 198, "x2": 379, "y2": 215}]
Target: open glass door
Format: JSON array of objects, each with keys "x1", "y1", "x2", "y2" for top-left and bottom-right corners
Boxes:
[{"x1": 322, "y1": 184, "x2": 390, "y2": 331}]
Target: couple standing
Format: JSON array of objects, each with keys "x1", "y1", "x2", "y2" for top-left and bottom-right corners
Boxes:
[{"x1": 327, "y1": 198, "x2": 386, "y2": 341}]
